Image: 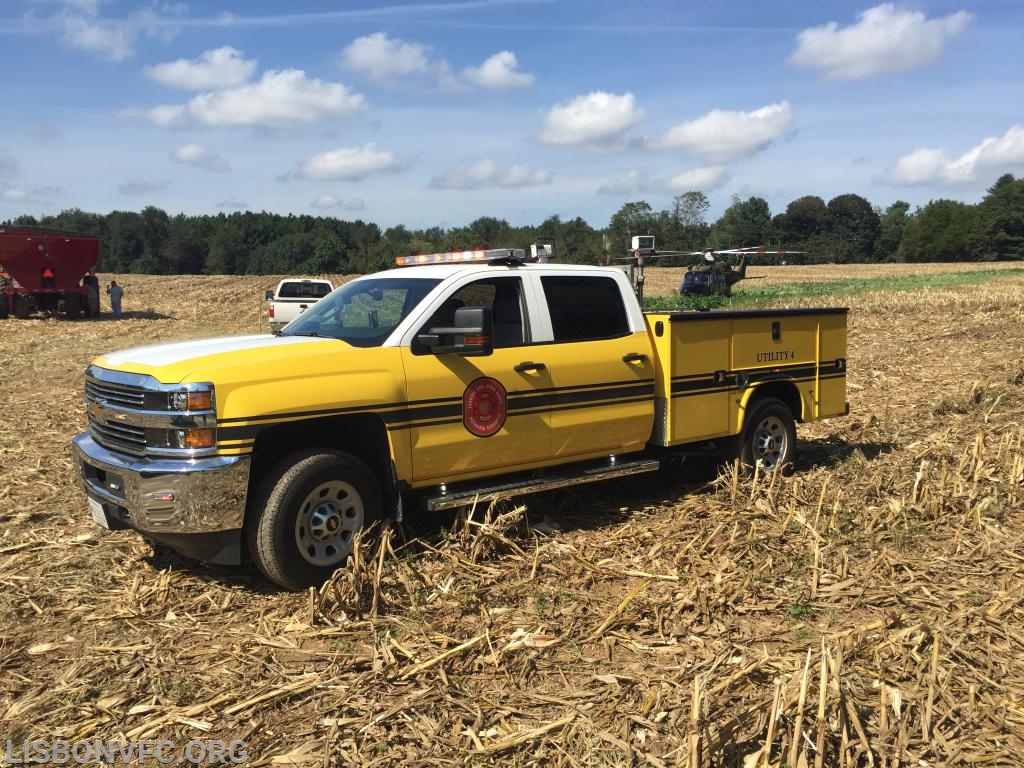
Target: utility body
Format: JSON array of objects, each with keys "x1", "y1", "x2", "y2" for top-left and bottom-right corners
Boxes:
[
  {"x1": 73, "y1": 251, "x2": 848, "y2": 590},
  {"x1": 0, "y1": 226, "x2": 99, "y2": 319},
  {"x1": 266, "y1": 278, "x2": 334, "y2": 333}
]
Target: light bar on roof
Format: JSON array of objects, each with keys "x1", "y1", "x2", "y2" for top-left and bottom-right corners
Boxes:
[{"x1": 395, "y1": 248, "x2": 527, "y2": 267}]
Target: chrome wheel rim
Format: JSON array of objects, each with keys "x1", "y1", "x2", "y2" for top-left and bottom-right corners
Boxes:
[
  {"x1": 752, "y1": 415, "x2": 788, "y2": 470},
  {"x1": 294, "y1": 480, "x2": 364, "y2": 566}
]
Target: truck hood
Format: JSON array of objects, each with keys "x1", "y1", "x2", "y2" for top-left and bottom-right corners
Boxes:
[{"x1": 94, "y1": 334, "x2": 340, "y2": 383}]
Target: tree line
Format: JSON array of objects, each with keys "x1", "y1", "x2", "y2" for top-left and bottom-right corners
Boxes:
[{"x1": 4, "y1": 173, "x2": 1021, "y2": 275}]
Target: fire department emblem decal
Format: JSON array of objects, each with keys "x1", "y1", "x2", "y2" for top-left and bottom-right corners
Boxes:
[{"x1": 463, "y1": 377, "x2": 506, "y2": 437}]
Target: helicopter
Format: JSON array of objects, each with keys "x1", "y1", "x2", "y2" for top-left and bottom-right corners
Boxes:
[
  {"x1": 607, "y1": 237, "x2": 801, "y2": 302},
  {"x1": 608, "y1": 237, "x2": 802, "y2": 301},
  {"x1": 677, "y1": 247, "x2": 803, "y2": 296}
]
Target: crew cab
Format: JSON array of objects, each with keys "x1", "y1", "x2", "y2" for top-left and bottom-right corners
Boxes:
[
  {"x1": 266, "y1": 278, "x2": 334, "y2": 333},
  {"x1": 73, "y1": 249, "x2": 848, "y2": 590}
]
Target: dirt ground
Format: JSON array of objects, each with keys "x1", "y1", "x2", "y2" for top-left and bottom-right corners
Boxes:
[{"x1": 1, "y1": 264, "x2": 1022, "y2": 766}]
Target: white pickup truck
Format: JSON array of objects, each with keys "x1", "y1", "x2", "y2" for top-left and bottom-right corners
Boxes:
[{"x1": 266, "y1": 278, "x2": 334, "y2": 333}]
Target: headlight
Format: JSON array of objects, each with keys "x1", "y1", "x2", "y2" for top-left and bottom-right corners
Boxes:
[{"x1": 169, "y1": 387, "x2": 215, "y2": 411}]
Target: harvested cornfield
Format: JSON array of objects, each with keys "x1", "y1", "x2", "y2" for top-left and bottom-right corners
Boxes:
[{"x1": 1, "y1": 266, "x2": 1023, "y2": 766}]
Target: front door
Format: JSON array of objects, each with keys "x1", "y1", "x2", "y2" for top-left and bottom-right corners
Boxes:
[{"x1": 400, "y1": 275, "x2": 551, "y2": 485}]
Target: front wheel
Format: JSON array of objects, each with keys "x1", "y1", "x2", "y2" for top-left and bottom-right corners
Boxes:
[{"x1": 247, "y1": 449, "x2": 381, "y2": 590}]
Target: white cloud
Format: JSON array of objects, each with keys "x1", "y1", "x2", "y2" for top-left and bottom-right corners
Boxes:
[
  {"x1": 598, "y1": 166, "x2": 729, "y2": 196},
  {"x1": 138, "y1": 70, "x2": 365, "y2": 128},
  {"x1": 1, "y1": 183, "x2": 61, "y2": 204},
  {"x1": 60, "y1": 14, "x2": 133, "y2": 61},
  {"x1": 667, "y1": 166, "x2": 730, "y2": 192},
  {"x1": 47, "y1": 1, "x2": 186, "y2": 61},
  {"x1": 340, "y1": 34, "x2": 532, "y2": 91},
  {"x1": 431, "y1": 159, "x2": 551, "y2": 189},
  {"x1": 311, "y1": 195, "x2": 366, "y2": 211},
  {"x1": 298, "y1": 144, "x2": 403, "y2": 181},
  {"x1": 145, "y1": 47, "x2": 257, "y2": 90},
  {"x1": 538, "y1": 92, "x2": 644, "y2": 150},
  {"x1": 647, "y1": 102, "x2": 793, "y2": 163},
  {"x1": 340, "y1": 33, "x2": 430, "y2": 83},
  {"x1": 170, "y1": 144, "x2": 231, "y2": 173},
  {"x1": 883, "y1": 125, "x2": 1024, "y2": 186},
  {"x1": 462, "y1": 51, "x2": 534, "y2": 89},
  {"x1": 790, "y1": 4, "x2": 972, "y2": 81}
]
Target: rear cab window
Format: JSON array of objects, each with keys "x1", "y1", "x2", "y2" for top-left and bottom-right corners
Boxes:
[
  {"x1": 278, "y1": 281, "x2": 332, "y2": 299},
  {"x1": 540, "y1": 275, "x2": 630, "y2": 342}
]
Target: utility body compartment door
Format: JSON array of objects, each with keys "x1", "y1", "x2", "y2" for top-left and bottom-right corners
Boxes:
[{"x1": 663, "y1": 316, "x2": 733, "y2": 444}]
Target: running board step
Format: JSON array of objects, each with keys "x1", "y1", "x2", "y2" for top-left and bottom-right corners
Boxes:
[{"x1": 425, "y1": 458, "x2": 660, "y2": 512}]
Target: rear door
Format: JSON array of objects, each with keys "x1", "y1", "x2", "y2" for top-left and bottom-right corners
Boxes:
[
  {"x1": 537, "y1": 273, "x2": 655, "y2": 460},
  {"x1": 400, "y1": 274, "x2": 552, "y2": 484}
]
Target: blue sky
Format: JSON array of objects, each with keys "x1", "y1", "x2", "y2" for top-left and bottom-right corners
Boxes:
[{"x1": 1, "y1": 0, "x2": 1022, "y2": 230}]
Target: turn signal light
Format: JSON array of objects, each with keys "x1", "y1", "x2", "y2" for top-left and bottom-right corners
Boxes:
[
  {"x1": 186, "y1": 391, "x2": 213, "y2": 411},
  {"x1": 179, "y1": 428, "x2": 215, "y2": 449}
]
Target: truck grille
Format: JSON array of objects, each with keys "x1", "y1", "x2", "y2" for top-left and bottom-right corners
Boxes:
[
  {"x1": 85, "y1": 378, "x2": 146, "y2": 408},
  {"x1": 87, "y1": 413, "x2": 147, "y2": 455}
]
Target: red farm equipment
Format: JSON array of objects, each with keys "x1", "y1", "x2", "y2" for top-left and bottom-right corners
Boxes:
[{"x1": 0, "y1": 226, "x2": 100, "y2": 320}]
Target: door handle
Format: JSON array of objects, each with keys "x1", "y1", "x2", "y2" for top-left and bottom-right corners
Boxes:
[
  {"x1": 514, "y1": 361, "x2": 546, "y2": 373},
  {"x1": 622, "y1": 353, "x2": 648, "y2": 363}
]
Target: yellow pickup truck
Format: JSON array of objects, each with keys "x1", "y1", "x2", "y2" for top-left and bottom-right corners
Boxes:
[{"x1": 73, "y1": 249, "x2": 847, "y2": 589}]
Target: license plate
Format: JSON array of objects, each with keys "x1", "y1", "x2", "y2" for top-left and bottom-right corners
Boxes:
[{"x1": 88, "y1": 497, "x2": 109, "y2": 529}]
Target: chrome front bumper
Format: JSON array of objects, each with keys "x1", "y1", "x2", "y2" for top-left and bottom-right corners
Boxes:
[{"x1": 72, "y1": 433, "x2": 251, "y2": 562}]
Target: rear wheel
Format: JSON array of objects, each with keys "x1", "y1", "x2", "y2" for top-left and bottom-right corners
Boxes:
[
  {"x1": 247, "y1": 449, "x2": 381, "y2": 590},
  {"x1": 0, "y1": 292, "x2": 8, "y2": 319},
  {"x1": 738, "y1": 398, "x2": 796, "y2": 472},
  {"x1": 65, "y1": 293, "x2": 83, "y2": 320},
  {"x1": 13, "y1": 294, "x2": 31, "y2": 319}
]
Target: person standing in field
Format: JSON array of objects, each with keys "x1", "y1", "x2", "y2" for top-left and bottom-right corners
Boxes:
[
  {"x1": 83, "y1": 271, "x2": 100, "y2": 318},
  {"x1": 107, "y1": 279, "x2": 124, "y2": 319}
]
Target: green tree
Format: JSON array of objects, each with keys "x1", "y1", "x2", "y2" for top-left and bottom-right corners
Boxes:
[
  {"x1": 102, "y1": 211, "x2": 145, "y2": 273},
  {"x1": 467, "y1": 216, "x2": 513, "y2": 248},
  {"x1": 975, "y1": 174, "x2": 1024, "y2": 259},
  {"x1": 161, "y1": 222, "x2": 206, "y2": 274},
  {"x1": 672, "y1": 191, "x2": 710, "y2": 227},
  {"x1": 900, "y1": 200, "x2": 978, "y2": 262},
  {"x1": 207, "y1": 223, "x2": 248, "y2": 275},
  {"x1": 825, "y1": 194, "x2": 880, "y2": 262},
  {"x1": 875, "y1": 201, "x2": 911, "y2": 262},
  {"x1": 606, "y1": 201, "x2": 655, "y2": 257},
  {"x1": 715, "y1": 196, "x2": 773, "y2": 249},
  {"x1": 140, "y1": 206, "x2": 170, "y2": 267},
  {"x1": 778, "y1": 196, "x2": 828, "y2": 247}
]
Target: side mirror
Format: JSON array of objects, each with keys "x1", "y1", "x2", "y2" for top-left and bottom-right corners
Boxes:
[
  {"x1": 265, "y1": 289, "x2": 273, "y2": 301},
  {"x1": 418, "y1": 306, "x2": 493, "y2": 357}
]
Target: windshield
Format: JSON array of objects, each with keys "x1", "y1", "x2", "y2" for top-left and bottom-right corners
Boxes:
[{"x1": 281, "y1": 276, "x2": 441, "y2": 347}]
